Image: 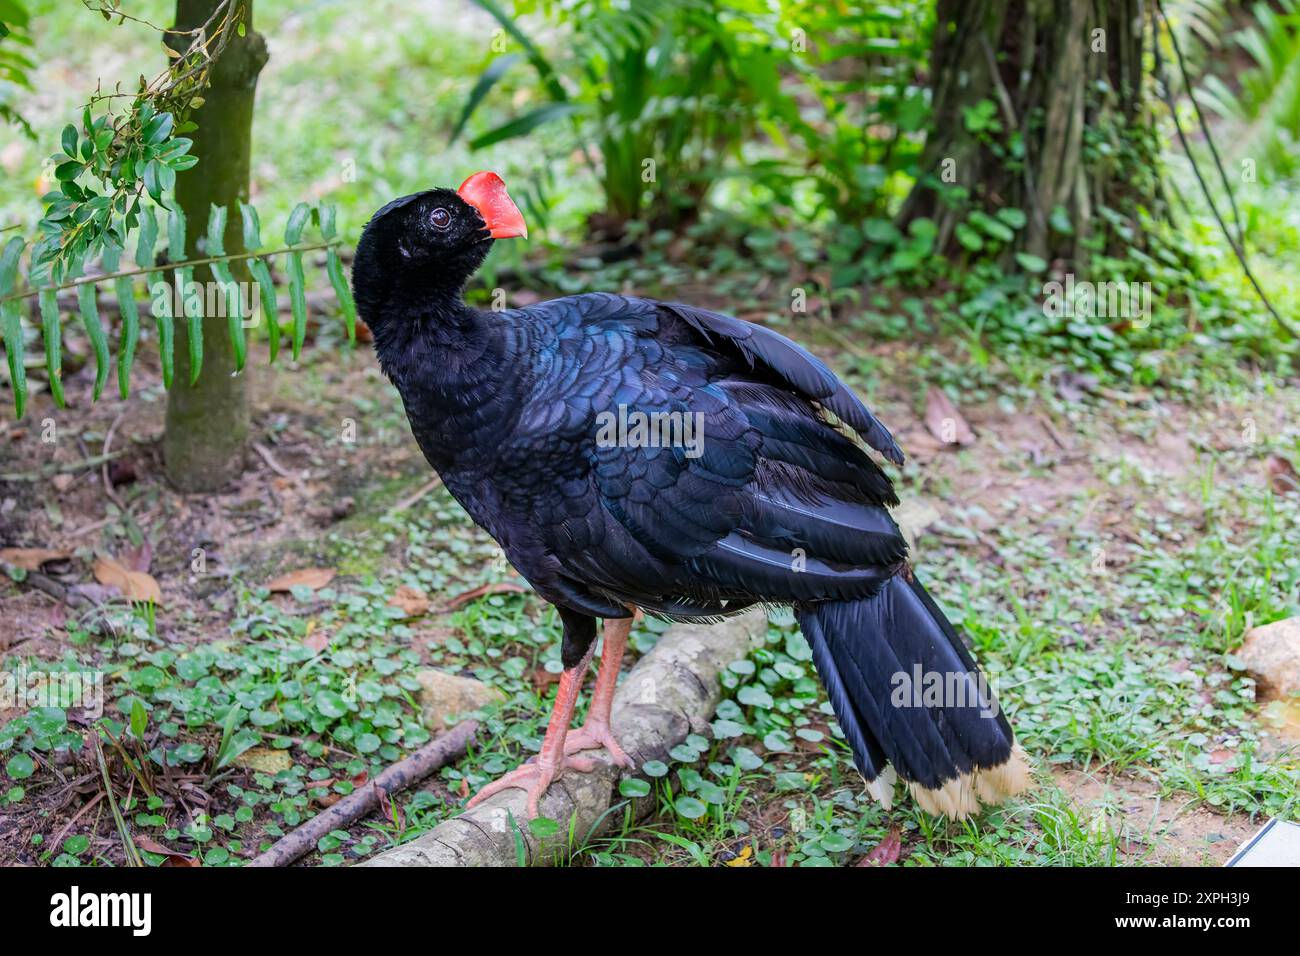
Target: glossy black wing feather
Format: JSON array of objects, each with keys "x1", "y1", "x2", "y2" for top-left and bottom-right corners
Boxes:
[
  {"x1": 655, "y1": 300, "x2": 905, "y2": 465},
  {"x1": 496, "y1": 294, "x2": 907, "y2": 616}
]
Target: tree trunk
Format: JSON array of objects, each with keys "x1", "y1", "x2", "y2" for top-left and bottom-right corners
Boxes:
[
  {"x1": 162, "y1": 0, "x2": 268, "y2": 491},
  {"x1": 901, "y1": 0, "x2": 1159, "y2": 268}
]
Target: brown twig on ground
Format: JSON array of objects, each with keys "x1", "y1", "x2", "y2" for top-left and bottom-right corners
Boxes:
[
  {"x1": 247, "y1": 720, "x2": 478, "y2": 868},
  {"x1": 252, "y1": 441, "x2": 298, "y2": 480},
  {"x1": 48, "y1": 790, "x2": 106, "y2": 853},
  {"x1": 101, "y1": 411, "x2": 126, "y2": 511},
  {"x1": 0, "y1": 450, "x2": 125, "y2": 483},
  {"x1": 68, "y1": 516, "x2": 115, "y2": 538},
  {"x1": 3, "y1": 562, "x2": 97, "y2": 609},
  {"x1": 1035, "y1": 413, "x2": 1072, "y2": 452},
  {"x1": 390, "y1": 476, "x2": 443, "y2": 513},
  {"x1": 438, "y1": 581, "x2": 527, "y2": 613}
]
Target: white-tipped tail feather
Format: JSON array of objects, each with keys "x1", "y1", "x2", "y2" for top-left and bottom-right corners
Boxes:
[
  {"x1": 863, "y1": 745, "x2": 1032, "y2": 819},
  {"x1": 863, "y1": 765, "x2": 898, "y2": 810},
  {"x1": 803, "y1": 577, "x2": 1031, "y2": 820},
  {"x1": 906, "y1": 744, "x2": 1031, "y2": 819}
]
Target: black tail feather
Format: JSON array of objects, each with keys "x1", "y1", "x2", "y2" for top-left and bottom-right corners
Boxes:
[{"x1": 799, "y1": 573, "x2": 1025, "y2": 813}]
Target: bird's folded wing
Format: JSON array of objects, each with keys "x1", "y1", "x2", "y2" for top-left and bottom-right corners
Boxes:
[{"x1": 654, "y1": 300, "x2": 905, "y2": 465}]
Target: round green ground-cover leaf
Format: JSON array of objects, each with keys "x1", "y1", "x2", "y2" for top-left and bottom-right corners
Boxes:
[
  {"x1": 6, "y1": 754, "x2": 34, "y2": 779},
  {"x1": 674, "y1": 797, "x2": 707, "y2": 819}
]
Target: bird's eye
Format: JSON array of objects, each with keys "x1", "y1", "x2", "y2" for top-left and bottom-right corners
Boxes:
[{"x1": 430, "y1": 207, "x2": 451, "y2": 229}]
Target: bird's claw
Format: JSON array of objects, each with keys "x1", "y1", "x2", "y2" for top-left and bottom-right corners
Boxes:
[
  {"x1": 466, "y1": 753, "x2": 596, "y2": 818},
  {"x1": 564, "y1": 720, "x2": 635, "y2": 769}
]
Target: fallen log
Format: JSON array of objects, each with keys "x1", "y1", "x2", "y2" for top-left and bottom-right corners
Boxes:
[
  {"x1": 361, "y1": 609, "x2": 768, "y2": 867},
  {"x1": 1, "y1": 563, "x2": 97, "y2": 610},
  {"x1": 248, "y1": 720, "x2": 478, "y2": 867}
]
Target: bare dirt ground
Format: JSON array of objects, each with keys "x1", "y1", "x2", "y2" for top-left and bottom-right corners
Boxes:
[{"x1": 1053, "y1": 770, "x2": 1257, "y2": 866}]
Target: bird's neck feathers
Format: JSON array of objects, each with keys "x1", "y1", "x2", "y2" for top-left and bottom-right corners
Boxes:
[{"x1": 353, "y1": 240, "x2": 493, "y2": 382}]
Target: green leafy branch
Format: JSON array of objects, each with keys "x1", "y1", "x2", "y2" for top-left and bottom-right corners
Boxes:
[
  {"x1": 1, "y1": 199, "x2": 358, "y2": 419},
  {"x1": 38, "y1": 105, "x2": 197, "y2": 283},
  {"x1": 0, "y1": 0, "x2": 35, "y2": 138},
  {"x1": 32, "y1": 0, "x2": 247, "y2": 284}
]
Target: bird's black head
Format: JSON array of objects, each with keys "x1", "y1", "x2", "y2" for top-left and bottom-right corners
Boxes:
[{"x1": 351, "y1": 172, "x2": 527, "y2": 337}]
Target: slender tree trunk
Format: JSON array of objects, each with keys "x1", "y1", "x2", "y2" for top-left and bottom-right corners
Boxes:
[
  {"x1": 901, "y1": 0, "x2": 1159, "y2": 269},
  {"x1": 162, "y1": 0, "x2": 267, "y2": 491}
]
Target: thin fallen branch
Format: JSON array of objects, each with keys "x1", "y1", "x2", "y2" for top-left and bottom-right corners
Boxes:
[
  {"x1": 0, "y1": 451, "x2": 124, "y2": 483},
  {"x1": 1034, "y1": 413, "x2": 1071, "y2": 452},
  {"x1": 252, "y1": 441, "x2": 298, "y2": 480},
  {"x1": 247, "y1": 720, "x2": 478, "y2": 868},
  {"x1": 2, "y1": 562, "x2": 97, "y2": 610},
  {"x1": 68, "y1": 516, "x2": 114, "y2": 538},
  {"x1": 362, "y1": 609, "x2": 768, "y2": 868},
  {"x1": 389, "y1": 476, "x2": 442, "y2": 514},
  {"x1": 101, "y1": 411, "x2": 126, "y2": 511},
  {"x1": 49, "y1": 790, "x2": 106, "y2": 852},
  {"x1": 438, "y1": 581, "x2": 527, "y2": 613}
]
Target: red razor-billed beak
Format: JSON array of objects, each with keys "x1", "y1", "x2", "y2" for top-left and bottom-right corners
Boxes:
[{"x1": 457, "y1": 171, "x2": 528, "y2": 240}]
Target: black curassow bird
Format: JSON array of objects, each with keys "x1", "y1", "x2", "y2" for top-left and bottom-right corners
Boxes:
[{"x1": 353, "y1": 172, "x2": 1031, "y2": 819}]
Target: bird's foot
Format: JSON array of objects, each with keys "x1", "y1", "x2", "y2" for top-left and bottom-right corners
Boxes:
[
  {"x1": 564, "y1": 719, "x2": 634, "y2": 769},
  {"x1": 466, "y1": 753, "x2": 597, "y2": 818}
]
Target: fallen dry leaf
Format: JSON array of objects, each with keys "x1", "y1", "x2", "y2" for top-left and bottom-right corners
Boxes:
[
  {"x1": 1266, "y1": 455, "x2": 1299, "y2": 495},
  {"x1": 69, "y1": 583, "x2": 116, "y2": 605},
  {"x1": 107, "y1": 459, "x2": 137, "y2": 487},
  {"x1": 0, "y1": 547, "x2": 72, "y2": 571},
  {"x1": 388, "y1": 584, "x2": 431, "y2": 618},
  {"x1": 306, "y1": 777, "x2": 340, "y2": 804},
  {"x1": 794, "y1": 722, "x2": 833, "y2": 752},
  {"x1": 136, "y1": 834, "x2": 198, "y2": 867},
  {"x1": 29, "y1": 602, "x2": 69, "y2": 632},
  {"x1": 265, "y1": 567, "x2": 336, "y2": 592},
  {"x1": 858, "y1": 825, "x2": 902, "y2": 867},
  {"x1": 531, "y1": 666, "x2": 562, "y2": 694},
  {"x1": 234, "y1": 747, "x2": 293, "y2": 774},
  {"x1": 896, "y1": 425, "x2": 946, "y2": 462},
  {"x1": 92, "y1": 555, "x2": 163, "y2": 604},
  {"x1": 724, "y1": 845, "x2": 754, "y2": 867},
  {"x1": 119, "y1": 539, "x2": 152, "y2": 574},
  {"x1": 893, "y1": 498, "x2": 943, "y2": 555},
  {"x1": 923, "y1": 386, "x2": 976, "y2": 447},
  {"x1": 440, "y1": 581, "x2": 526, "y2": 612},
  {"x1": 134, "y1": 835, "x2": 178, "y2": 856},
  {"x1": 375, "y1": 786, "x2": 403, "y2": 830}
]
